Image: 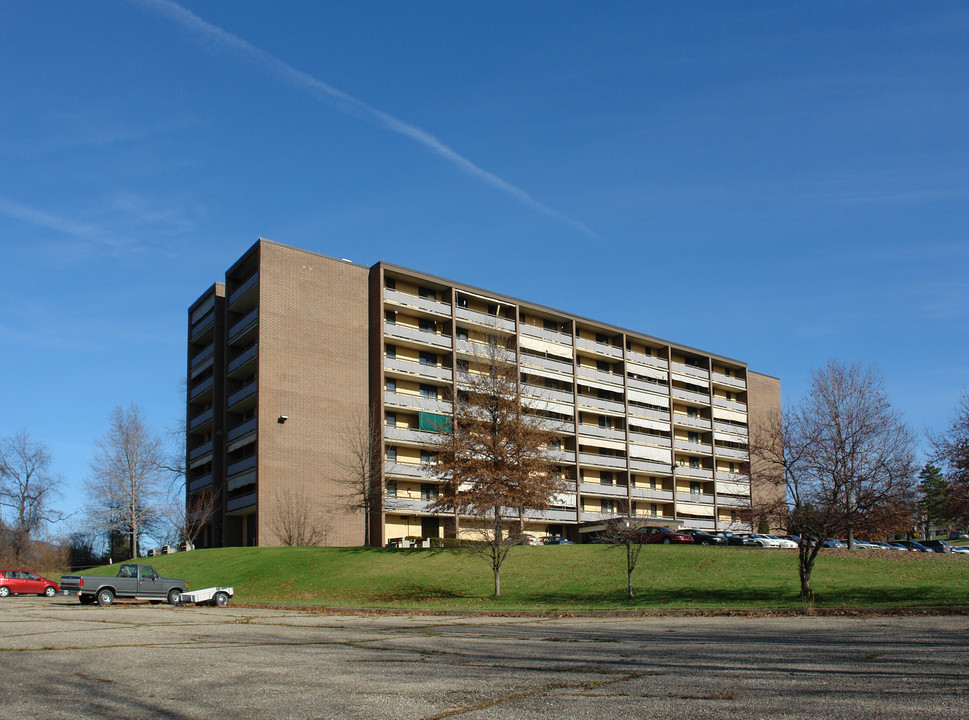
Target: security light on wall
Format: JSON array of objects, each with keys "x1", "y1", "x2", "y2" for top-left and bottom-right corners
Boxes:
[{"x1": 278, "y1": 415, "x2": 288, "y2": 424}]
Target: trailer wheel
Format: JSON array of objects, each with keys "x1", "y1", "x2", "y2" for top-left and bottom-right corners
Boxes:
[
  {"x1": 167, "y1": 588, "x2": 182, "y2": 606},
  {"x1": 96, "y1": 589, "x2": 114, "y2": 606},
  {"x1": 79, "y1": 594, "x2": 95, "y2": 605},
  {"x1": 214, "y1": 592, "x2": 229, "y2": 607}
]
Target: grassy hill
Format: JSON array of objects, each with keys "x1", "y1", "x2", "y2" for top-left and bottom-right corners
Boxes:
[{"x1": 66, "y1": 544, "x2": 969, "y2": 612}]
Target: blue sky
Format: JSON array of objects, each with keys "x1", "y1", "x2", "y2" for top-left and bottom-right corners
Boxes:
[{"x1": 2, "y1": 1, "x2": 967, "y2": 523}]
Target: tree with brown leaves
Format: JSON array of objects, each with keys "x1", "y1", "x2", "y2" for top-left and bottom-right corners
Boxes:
[
  {"x1": 429, "y1": 336, "x2": 564, "y2": 597},
  {"x1": 932, "y1": 393, "x2": 969, "y2": 525},
  {"x1": 749, "y1": 361, "x2": 918, "y2": 605}
]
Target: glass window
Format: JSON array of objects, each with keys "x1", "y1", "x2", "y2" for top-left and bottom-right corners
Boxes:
[
  {"x1": 457, "y1": 327, "x2": 469, "y2": 340},
  {"x1": 420, "y1": 384, "x2": 436, "y2": 399},
  {"x1": 386, "y1": 479, "x2": 397, "y2": 497},
  {"x1": 601, "y1": 498, "x2": 615, "y2": 514},
  {"x1": 419, "y1": 318, "x2": 437, "y2": 333},
  {"x1": 418, "y1": 286, "x2": 436, "y2": 300},
  {"x1": 386, "y1": 446, "x2": 397, "y2": 462},
  {"x1": 385, "y1": 412, "x2": 396, "y2": 427},
  {"x1": 419, "y1": 351, "x2": 437, "y2": 366},
  {"x1": 386, "y1": 378, "x2": 396, "y2": 392},
  {"x1": 385, "y1": 344, "x2": 396, "y2": 359},
  {"x1": 420, "y1": 483, "x2": 439, "y2": 501},
  {"x1": 384, "y1": 310, "x2": 396, "y2": 325},
  {"x1": 600, "y1": 471, "x2": 614, "y2": 486}
]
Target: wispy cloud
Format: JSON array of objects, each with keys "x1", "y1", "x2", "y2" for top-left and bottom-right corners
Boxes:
[
  {"x1": 0, "y1": 197, "x2": 117, "y2": 246},
  {"x1": 131, "y1": 0, "x2": 596, "y2": 238}
]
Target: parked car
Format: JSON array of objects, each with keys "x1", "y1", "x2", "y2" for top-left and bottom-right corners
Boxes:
[
  {"x1": 948, "y1": 531, "x2": 969, "y2": 540},
  {"x1": 542, "y1": 535, "x2": 573, "y2": 545},
  {"x1": 820, "y1": 539, "x2": 845, "y2": 549},
  {"x1": 0, "y1": 569, "x2": 60, "y2": 597},
  {"x1": 767, "y1": 535, "x2": 798, "y2": 549},
  {"x1": 885, "y1": 542, "x2": 911, "y2": 551},
  {"x1": 678, "y1": 529, "x2": 727, "y2": 545},
  {"x1": 634, "y1": 527, "x2": 694, "y2": 544},
  {"x1": 950, "y1": 546, "x2": 969, "y2": 555},
  {"x1": 509, "y1": 534, "x2": 543, "y2": 546},
  {"x1": 896, "y1": 540, "x2": 932, "y2": 552},
  {"x1": 919, "y1": 539, "x2": 952, "y2": 554},
  {"x1": 713, "y1": 531, "x2": 754, "y2": 546},
  {"x1": 851, "y1": 539, "x2": 881, "y2": 550},
  {"x1": 738, "y1": 533, "x2": 777, "y2": 548}
]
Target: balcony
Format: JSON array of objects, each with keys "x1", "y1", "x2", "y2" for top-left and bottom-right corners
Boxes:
[
  {"x1": 384, "y1": 322, "x2": 452, "y2": 350},
  {"x1": 577, "y1": 365, "x2": 624, "y2": 387},
  {"x1": 628, "y1": 431, "x2": 671, "y2": 447},
  {"x1": 716, "y1": 471, "x2": 750, "y2": 483},
  {"x1": 678, "y1": 517, "x2": 716, "y2": 530},
  {"x1": 520, "y1": 324, "x2": 573, "y2": 346},
  {"x1": 523, "y1": 384, "x2": 575, "y2": 406},
  {"x1": 629, "y1": 445, "x2": 672, "y2": 464},
  {"x1": 674, "y1": 440, "x2": 713, "y2": 454},
  {"x1": 384, "y1": 356, "x2": 453, "y2": 382},
  {"x1": 579, "y1": 482, "x2": 629, "y2": 497},
  {"x1": 227, "y1": 417, "x2": 257, "y2": 444},
  {"x1": 547, "y1": 448, "x2": 577, "y2": 464},
  {"x1": 385, "y1": 496, "x2": 437, "y2": 513},
  {"x1": 675, "y1": 465, "x2": 714, "y2": 480},
  {"x1": 228, "y1": 271, "x2": 259, "y2": 308},
  {"x1": 384, "y1": 425, "x2": 441, "y2": 447},
  {"x1": 455, "y1": 338, "x2": 516, "y2": 363},
  {"x1": 190, "y1": 343, "x2": 215, "y2": 372},
  {"x1": 712, "y1": 371, "x2": 747, "y2": 390},
  {"x1": 715, "y1": 445, "x2": 749, "y2": 461},
  {"x1": 578, "y1": 452, "x2": 627, "y2": 470},
  {"x1": 631, "y1": 487, "x2": 674, "y2": 501},
  {"x1": 384, "y1": 289, "x2": 451, "y2": 317},
  {"x1": 629, "y1": 457, "x2": 672, "y2": 473},
  {"x1": 672, "y1": 387, "x2": 710, "y2": 405},
  {"x1": 520, "y1": 353, "x2": 574, "y2": 377},
  {"x1": 226, "y1": 492, "x2": 256, "y2": 514},
  {"x1": 384, "y1": 390, "x2": 452, "y2": 414},
  {"x1": 714, "y1": 420, "x2": 748, "y2": 437},
  {"x1": 626, "y1": 375, "x2": 668, "y2": 394},
  {"x1": 188, "y1": 441, "x2": 213, "y2": 463},
  {"x1": 671, "y1": 413, "x2": 712, "y2": 430},
  {"x1": 228, "y1": 344, "x2": 258, "y2": 376},
  {"x1": 577, "y1": 425, "x2": 626, "y2": 442},
  {"x1": 227, "y1": 381, "x2": 257, "y2": 409},
  {"x1": 716, "y1": 495, "x2": 750, "y2": 508},
  {"x1": 188, "y1": 473, "x2": 213, "y2": 493},
  {"x1": 190, "y1": 310, "x2": 215, "y2": 341},
  {"x1": 523, "y1": 507, "x2": 578, "y2": 522},
  {"x1": 228, "y1": 308, "x2": 258, "y2": 344},
  {"x1": 670, "y1": 361, "x2": 709, "y2": 381},
  {"x1": 575, "y1": 336, "x2": 623, "y2": 359},
  {"x1": 227, "y1": 455, "x2": 257, "y2": 478},
  {"x1": 189, "y1": 376, "x2": 214, "y2": 401},
  {"x1": 455, "y1": 306, "x2": 516, "y2": 333},
  {"x1": 576, "y1": 394, "x2": 625, "y2": 414},
  {"x1": 188, "y1": 408, "x2": 214, "y2": 432},
  {"x1": 713, "y1": 397, "x2": 748, "y2": 412},
  {"x1": 384, "y1": 461, "x2": 435, "y2": 480},
  {"x1": 627, "y1": 404, "x2": 670, "y2": 422},
  {"x1": 676, "y1": 492, "x2": 715, "y2": 504},
  {"x1": 626, "y1": 350, "x2": 668, "y2": 371}
]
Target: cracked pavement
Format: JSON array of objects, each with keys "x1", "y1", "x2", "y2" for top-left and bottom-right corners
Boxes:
[{"x1": 2, "y1": 597, "x2": 967, "y2": 719}]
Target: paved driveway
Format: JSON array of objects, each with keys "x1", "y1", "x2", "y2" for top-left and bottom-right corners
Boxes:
[{"x1": 1, "y1": 597, "x2": 967, "y2": 719}]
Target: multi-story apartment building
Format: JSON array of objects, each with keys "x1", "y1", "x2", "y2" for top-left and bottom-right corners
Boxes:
[{"x1": 187, "y1": 239, "x2": 781, "y2": 547}]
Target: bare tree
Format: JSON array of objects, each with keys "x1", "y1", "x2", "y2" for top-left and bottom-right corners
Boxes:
[
  {"x1": 598, "y1": 518, "x2": 647, "y2": 599},
  {"x1": 931, "y1": 392, "x2": 969, "y2": 525},
  {"x1": 84, "y1": 404, "x2": 167, "y2": 560},
  {"x1": 429, "y1": 336, "x2": 565, "y2": 597},
  {"x1": 268, "y1": 486, "x2": 330, "y2": 546},
  {"x1": 0, "y1": 430, "x2": 65, "y2": 563},
  {"x1": 336, "y1": 407, "x2": 382, "y2": 546},
  {"x1": 749, "y1": 361, "x2": 918, "y2": 605}
]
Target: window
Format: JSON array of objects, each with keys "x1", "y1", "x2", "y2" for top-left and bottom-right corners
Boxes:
[
  {"x1": 691, "y1": 481, "x2": 702, "y2": 494},
  {"x1": 420, "y1": 483, "x2": 439, "y2": 501},
  {"x1": 487, "y1": 303, "x2": 498, "y2": 316},
  {"x1": 420, "y1": 384, "x2": 437, "y2": 399},
  {"x1": 419, "y1": 351, "x2": 437, "y2": 366},
  {"x1": 597, "y1": 360, "x2": 611, "y2": 373},
  {"x1": 596, "y1": 332, "x2": 609, "y2": 344},
  {"x1": 420, "y1": 449, "x2": 437, "y2": 465},
  {"x1": 651, "y1": 503, "x2": 659, "y2": 517},
  {"x1": 689, "y1": 457, "x2": 701, "y2": 469},
  {"x1": 384, "y1": 310, "x2": 396, "y2": 325},
  {"x1": 650, "y1": 477, "x2": 657, "y2": 490},
  {"x1": 418, "y1": 286, "x2": 436, "y2": 300},
  {"x1": 386, "y1": 446, "x2": 397, "y2": 463},
  {"x1": 600, "y1": 498, "x2": 615, "y2": 514},
  {"x1": 729, "y1": 462, "x2": 736, "y2": 473},
  {"x1": 385, "y1": 412, "x2": 396, "y2": 427},
  {"x1": 385, "y1": 344, "x2": 396, "y2": 359},
  {"x1": 385, "y1": 278, "x2": 396, "y2": 290},
  {"x1": 600, "y1": 471, "x2": 614, "y2": 486},
  {"x1": 457, "y1": 358, "x2": 469, "y2": 372},
  {"x1": 689, "y1": 431, "x2": 699, "y2": 444},
  {"x1": 385, "y1": 378, "x2": 396, "y2": 392},
  {"x1": 457, "y1": 327, "x2": 469, "y2": 341},
  {"x1": 457, "y1": 295, "x2": 468, "y2": 308},
  {"x1": 687, "y1": 406, "x2": 698, "y2": 419},
  {"x1": 419, "y1": 318, "x2": 437, "y2": 334},
  {"x1": 725, "y1": 391, "x2": 734, "y2": 402},
  {"x1": 386, "y1": 479, "x2": 397, "y2": 497}
]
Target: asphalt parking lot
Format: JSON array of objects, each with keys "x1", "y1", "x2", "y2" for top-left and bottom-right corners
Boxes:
[{"x1": 1, "y1": 597, "x2": 967, "y2": 719}]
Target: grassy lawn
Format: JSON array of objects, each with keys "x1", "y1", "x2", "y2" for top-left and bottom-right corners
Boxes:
[{"x1": 66, "y1": 544, "x2": 969, "y2": 612}]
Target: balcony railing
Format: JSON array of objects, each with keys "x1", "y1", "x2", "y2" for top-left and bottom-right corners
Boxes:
[
  {"x1": 676, "y1": 492, "x2": 715, "y2": 504},
  {"x1": 716, "y1": 495, "x2": 750, "y2": 508},
  {"x1": 520, "y1": 324, "x2": 573, "y2": 346},
  {"x1": 520, "y1": 353, "x2": 573, "y2": 375},
  {"x1": 672, "y1": 387, "x2": 710, "y2": 404},
  {"x1": 228, "y1": 308, "x2": 258, "y2": 344},
  {"x1": 523, "y1": 384, "x2": 575, "y2": 405},
  {"x1": 190, "y1": 343, "x2": 215, "y2": 371},
  {"x1": 188, "y1": 408, "x2": 214, "y2": 431},
  {"x1": 714, "y1": 420, "x2": 748, "y2": 436},
  {"x1": 628, "y1": 431, "x2": 671, "y2": 447},
  {"x1": 576, "y1": 394, "x2": 625, "y2": 414},
  {"x1": 671, "y1": 414, "x2": 712, "y2": 430},
  {"x1": 384, "y1": 322, "x2": 452, "y2": 350},
  {"x1": 579, "y1": 482, "x2": 630, "y2": 497},
  {"x1": 384, "y1": 356, "x2": 453, "y2": 382},
  {"x1": 578, "y1": 452, "x2": 627, "y2": 469},
  {"x1": 190, "y1": 310, "x2": 215, "y2": 340},
  {"x1": 577, "y1": 425, "x2": 626, "y2": 442},
  {"x1": 384, "y1": 461, "x2": 435, "y2": 479},
  {"x1": 383, "y1": 390, "x2": 452, "y2": 414},
  {"x1": 629, "y1": 457, "x2": 672, "y2": 473},
  {"x1": 226, "y1": 492, "x2": 256, "y2": 514},
  {"x1": 228, "y1": 271, "x2": 259, "y2": 307},
  {"x1": 713, "y1": 397, "x2": 748, "y2": 412},
  {"x1": 454, "y1": 306, "x2": 516, "y2": 332},
  {"x1": 711, "y1": 372, "x2": 747, "y2": 390},
  {"x1": 577, "y1": 366, "x2": 624, "y2": 387},
  {"x1": 670, "y1": 361, "x2": 709, "y2": 381},
  {"x1": 674, "y1": 440, "x2": 713, "y2": 454},
  {"x1": 675, "y1": 465, "x2": 714, "y2": 479},
  {"x1": 228, "y1": 344, "x2": 258, "y2": 375},
  {"x1": 227, "y1": 381, "x2": 257, "y2": 409},
  {"x1": 227, "y1": 455, "x2": 257, "y2": 478},
  {"x1": 188, "y1": 473, "x2": 213, "y2": 493},
  {"x1": 575, "y1": 336, "x2": 623, "y2": 358},
  {"x1": 715, "y1": 446, "x2": 749, "y2": 461},
  {"x1": 626, "y1": 350, "x2": 668, "y2": 370},
  {"x1": 384, "y1": 289, "x2": 451, "y2": 317},
  {"x1": 188, "y1": 441, "x2": 213, "y2": 462},
  {"x1": 630, "y1": 487, "x2": 674, "y2": 501},
  {"x1": 189, "y1": 376, "x2": 214, "y2": 401},
  {"x1": 227, "y1": 417, "x2": 257, "y2": 443},
  {"x1": 385, "y1": 496, "x2": 437, "y2": 513},
  {"x1": 384, "y1": 425, "x2": 441, "y2": 446},
  {"x1": 627, "y1": 404, "x2": 670, "y2": 422}
]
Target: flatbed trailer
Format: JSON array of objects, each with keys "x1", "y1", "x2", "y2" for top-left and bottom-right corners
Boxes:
[{"x1": 177, "y1": 586, "x2": 234, "y2": 606}]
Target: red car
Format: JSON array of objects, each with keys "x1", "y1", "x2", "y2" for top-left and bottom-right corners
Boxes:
[
  {"x1": 0, "y1": 569, "x2": 60, "y2": 597},
  {"x1": 634, "y1": 527, "x2": 694, "y2": 544}
]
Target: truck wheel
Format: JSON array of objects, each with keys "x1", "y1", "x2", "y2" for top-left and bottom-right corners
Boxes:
[
  {"x1": 214, "y1": 592, "x2": 229, "y2": 607},
  {"x1": 167, "y1": 588, "x2": 182, "y2": 606},
  {"x1": 44, "y1": 586, "x2": 57, "y2": 597},
  {"x1": 96, "y1": 589, "x2": 114, "y2": 606}
]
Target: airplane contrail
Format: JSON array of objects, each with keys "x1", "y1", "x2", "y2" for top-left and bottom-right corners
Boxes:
[{"x1": 131, "y1": 0, "x2": 597, "y2": 238}]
